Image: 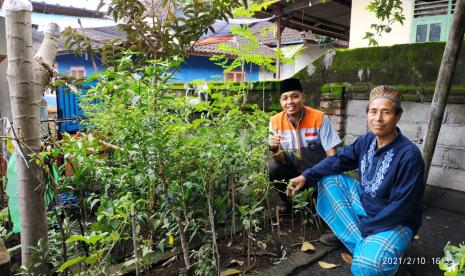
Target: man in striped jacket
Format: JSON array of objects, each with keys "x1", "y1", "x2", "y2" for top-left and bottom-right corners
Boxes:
[{"x1": 269, "y1": 78, "x2": 341, "y2": 244}]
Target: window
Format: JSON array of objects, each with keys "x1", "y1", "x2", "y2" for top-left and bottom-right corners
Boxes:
[
  {"x1": 411, "y1": 0, "x2": 456, "y2": 43},
  {"x1": 416, "y1": 24, "x2": 427, "y2": 42},
  {"x1": 224, "y1": 71, "x2": 245, "y2": 82},
  {"x1": 429, "y1": 23, "x2": 442, "y2": 41},
  {"x1": 415, "y1": 22, "x2": 443, "y2": 42},
  {"x1": 413, "y1": 20, "x2": 445, "y2": 42},
  {"x1": 70, "y1": 66, "x2": 86, "y2": 78}
]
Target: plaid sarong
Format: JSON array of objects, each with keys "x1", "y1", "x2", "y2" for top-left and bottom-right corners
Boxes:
[{"x1": 317, "y1": 175, "x2": 413, "y2": 276}]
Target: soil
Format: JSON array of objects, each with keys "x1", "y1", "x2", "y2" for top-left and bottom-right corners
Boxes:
[{"x1": 149, "y1": 213, "x2": 324, "y2": 275}]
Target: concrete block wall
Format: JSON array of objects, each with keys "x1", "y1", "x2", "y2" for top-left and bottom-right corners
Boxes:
[{"x1": 345, "y1": 99, "x2": 465, "y2": 192}]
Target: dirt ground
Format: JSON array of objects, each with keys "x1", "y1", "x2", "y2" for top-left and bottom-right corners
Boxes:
[{"x1": 149, "y1": 212, "x2": 323, "y2": 275}]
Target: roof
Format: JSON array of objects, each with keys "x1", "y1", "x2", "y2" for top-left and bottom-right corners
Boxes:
[
  {"x1": 0, "y1": 2, "x2": 115, "y2": 31},
  {"x1": 251, "y1": 22, "x2": 317, "y2": 45},
  {"x1": 31, "y1": 1, "x2": 105, "y2": 18},
  {"x1": 192, "y1": 36, "x2": 275, "y2": 57},
  {"x1": 254, "y1": 0, "x2": 351, "y2": 41},
  {"x1": 251, "y1": 21, "x2": 347, "y2": 48},
  {"x1": 32, "y1": 25, "x2": 127, "y2": 54},
  {"x1": 32, "y1": 24, "x2": 275, "y2": 57}
]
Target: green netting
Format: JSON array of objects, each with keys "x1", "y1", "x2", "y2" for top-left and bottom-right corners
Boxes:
[
  {"x1": 44, "y1": 162, "x2": 58, "y2": 206},
  {"x1": 6, "y1": 154, "x2": 58, "y2": 233},
  {"x1": 6, "y1": 154, "x2": 20, "y2": 233}
]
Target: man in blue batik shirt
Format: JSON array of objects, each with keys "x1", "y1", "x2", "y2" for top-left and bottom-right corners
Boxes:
[{"x1": 289, "y1": 85, "x2": 426, "y2": 276}]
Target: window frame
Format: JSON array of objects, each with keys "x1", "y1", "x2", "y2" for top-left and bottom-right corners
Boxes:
[
  {"x1": 70, "y1": 66, "x2": 86, "y2": 78},
  {"x1": 223, "y1": 70, "x2": 246, "y2": 82},
  {"x1": 410, "y1": 0, "x2": 455, "y2": 43},
  {"x1": 411, "y1": 16, "x2": 448, "y2": 42}
]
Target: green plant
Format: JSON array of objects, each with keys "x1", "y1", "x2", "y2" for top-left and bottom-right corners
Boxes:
[
  {"x1": 0, "y1": 207, "x2": 13, "y2": 241},
  {"x1": 17, "y1": 238, "x2": 50, "y2": 275},
  {"x1": 439, "y1": 242, "x2": 465, "y2": 276},
  {"x1": 291, "y1": 188, "x2": 316, "y2": 240},
  {"x1": 46, "y1": 52, "x2": 271, "y2": 274},
  {"x1": 364, "y1": 0, "x2": 406, "y2": 46},
  {"x1": 190, "y1": 244, "x2": 215, "y2": 275}
]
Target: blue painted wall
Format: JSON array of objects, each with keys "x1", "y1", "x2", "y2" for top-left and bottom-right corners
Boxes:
[
  {"x1": 54, "y1": 54, "x2": 262, "y2": 132},
  {"x1": 56, "y1": 54, "x2": 260, "y2": 82},
  {"x1": 172, "y1": 55, "x2": 260, "y2": 82},
  {"x1": 56, "y1": 54, "x2": 104, "y2": 77}
]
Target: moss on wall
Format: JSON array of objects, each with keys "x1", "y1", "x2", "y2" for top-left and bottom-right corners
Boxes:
[
  {"x1": 321, "y1": 83, "x2": 344, "y2": 100},
  {"x1": 171, "y1": 42, "x2": 465, "y2": 109},
  {"x1": 294, "y1": 42, "x2": 465, "y2": 104}
]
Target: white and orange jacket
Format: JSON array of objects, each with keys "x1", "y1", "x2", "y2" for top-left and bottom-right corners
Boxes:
[{"x1": 269, "y1": 106, "x2": 341, "y2": 172}]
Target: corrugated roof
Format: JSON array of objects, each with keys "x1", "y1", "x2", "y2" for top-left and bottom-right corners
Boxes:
[
  {"x1": 31, "y1": 1, "x2": 105, "y2": 18},
  {"x1": 250, "y1": 21, "x2": 347, "y2": 47},
  {"x1": 254, "y1": 0, "x2": 351, "y2": 41},
  {"x1": 251, "y1": 22, "x2": 316, "y2": 45}
]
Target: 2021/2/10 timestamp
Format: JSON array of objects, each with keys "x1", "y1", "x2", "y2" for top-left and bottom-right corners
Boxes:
[{"x1": 382, "y1": 257, "x2": 450, "y2": 265}]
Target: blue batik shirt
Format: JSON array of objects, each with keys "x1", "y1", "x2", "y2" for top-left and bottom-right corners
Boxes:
[{"x1": 302, "y1": 129, "x2": 425, "y2": 237}]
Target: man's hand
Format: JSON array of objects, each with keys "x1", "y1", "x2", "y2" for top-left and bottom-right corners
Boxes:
[
  {"x1": 269, "y1": 134, "x2": 281, "y2": 152},
  {"x1": 287, "y1": 175, "x2": 306, "y2": 197}
]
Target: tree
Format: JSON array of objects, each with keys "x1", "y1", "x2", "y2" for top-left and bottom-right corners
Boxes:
[{"x1": 3, "y1": 0, "x2": 59, "y2": 272}]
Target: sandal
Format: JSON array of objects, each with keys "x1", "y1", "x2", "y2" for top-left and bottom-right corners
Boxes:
[
  {"x1": 276, "y1": 200, "x2": 291, "y2": 214},
  {"x1": 319, "y1": 232, "x2": 342, "y2": 247}
]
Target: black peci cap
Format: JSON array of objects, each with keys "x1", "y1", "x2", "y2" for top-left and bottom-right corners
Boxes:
[{"x1": 280, "y1": 78, "x2": 303, "y2": 94}]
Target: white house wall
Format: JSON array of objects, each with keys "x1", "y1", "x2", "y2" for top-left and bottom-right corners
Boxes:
[
  {"x1": 259, "y1": 68, "x2": 274, "y2": 81},
  {"x1": 349, "y1": 0, "x2": 414, "y2": 48},
  {"x1": 0, "y1": 17, "x2": 9, "y2": 119},
  {"x1": 279, "y1": 43, "x2": 329, "y2": 80}
]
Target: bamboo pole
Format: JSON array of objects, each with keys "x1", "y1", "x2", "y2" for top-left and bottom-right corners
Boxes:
[
  {"x1": 422, "y1": 0, "x2": 465, "y2": 183},
  {"x1": 275, "y1": 15, "x2": 282, "y2": 80},
  {"x1": 131, "y1": 207, "x2": 140, "y2": 276}
]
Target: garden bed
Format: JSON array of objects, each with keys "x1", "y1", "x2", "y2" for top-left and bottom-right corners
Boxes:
[{"x1": 149, "y1": 214, "x2": 323, "y2": 275}]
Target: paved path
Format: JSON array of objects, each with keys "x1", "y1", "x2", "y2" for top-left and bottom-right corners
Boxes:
[{"x1": 273, "y1": 207, "x2": 465, "y2": 276}]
